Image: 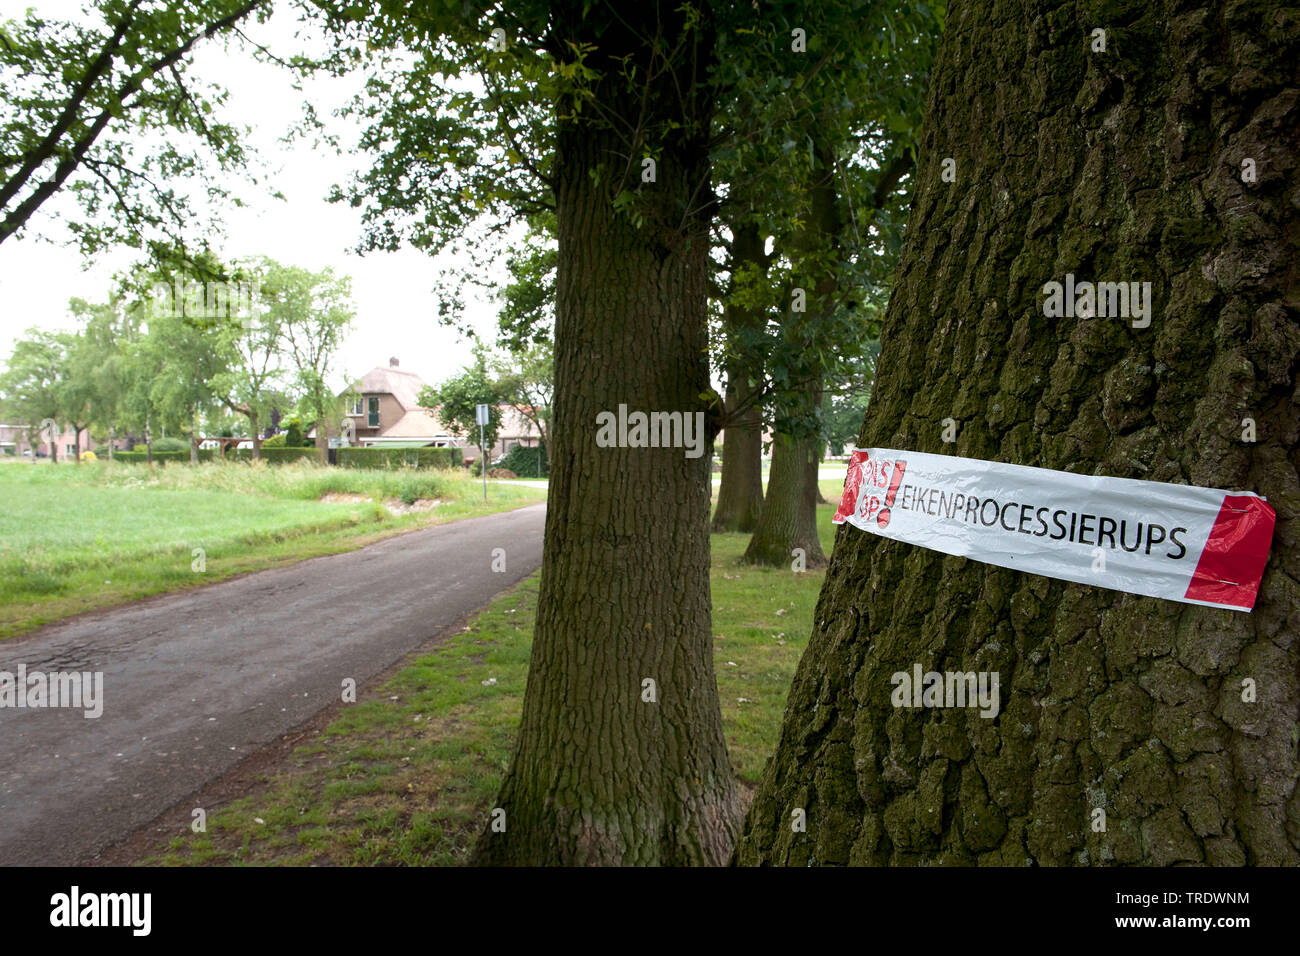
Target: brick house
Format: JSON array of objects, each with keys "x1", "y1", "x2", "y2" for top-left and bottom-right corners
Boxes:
[
  {"x1": 324, "y1": 358, "x2": 542, "y2": 464},
  {"x1": 342, "y1": 359, "x2": 456, "y2": 448},
  {"x1": 0, "y1": 423, "x2": 99, "y2": 460}
]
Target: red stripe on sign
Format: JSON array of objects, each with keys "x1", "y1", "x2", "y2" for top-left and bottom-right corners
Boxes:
[
  {"x1": 834, "y1": 450, "x2": 870, "y2": 524},
  {"x1": 1184, "y1": 495, "x2": 1276, "y2": 610}
]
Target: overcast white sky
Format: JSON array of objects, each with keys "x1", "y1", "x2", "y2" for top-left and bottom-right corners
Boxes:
[{"x1": 0, "y1": 0, "x2": 512, "y2": 391}]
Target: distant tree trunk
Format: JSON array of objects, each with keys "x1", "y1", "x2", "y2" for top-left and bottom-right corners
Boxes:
[
  {"x1": 743, "y1": 426, "x2": 826, "y2": 569},
  {"x1": 806, "y1": 442, "x2": 827, "y2": 504},
  {"x1": 249, "y1": 411, "x2": 261, "y2": 460},
  {"x1": 315, "y1": 406, "x2": 330, "y2": 465},
  {"x1": 713, "y1": 384, "x2": 765, "y2": 532},
  {"x1": 741, "y1": 126, "x2": 841, "y2": 564},
  {"x1": 189, "y1": 409, "x2": 199, "y2": 464},
  {"x1": 798, "y1": 379, "x2": 827, "y2": 528},
  {"x1": 744, "y1": 433, "x2": 798, "y2": 566},
  {"x1": 735, "y1": 0, "x2": 1300, "y2": 866},
  {"x1": 144, "y1": 415, "x2": 153, "y2": 466},
  {"x1": 108, "y1": 425, "x2": 115, "y2": 461},
  {"x1": 796, "y1": 435, "x2": 823, "y2": 542},
  {"x1": 472, "y1": 1, "x2": 740, "y2": 866},
  {"x1": 742, "y1": 353, "x2": 828, "y2": 568},
  {"x1": 712, "y1": 224, "x2": 767, "y2": 534},
  {"x1": 72, "y1": 427, "x2": 82, "y2": 464}
]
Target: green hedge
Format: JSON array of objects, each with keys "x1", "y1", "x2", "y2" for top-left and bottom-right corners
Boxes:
[
  {"x1": 337, "y1": 446, "x2": 462, "y2": 470},
  {"x1": 109, "y1": 449, "x2": 211, "y2": 464},
  {"x1": 107, "y1": 445, "x2": 454, "y2": 468},
  {"x1": 109, "y1": 447, "x2": 320, "y2": 465},
  {"x1": 229, "y1": 447, "x2": 321, "y2": 464}
]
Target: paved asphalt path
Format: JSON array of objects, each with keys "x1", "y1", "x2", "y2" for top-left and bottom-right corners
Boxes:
[{"x1": 0, "y1": 502, "x2": 546, "y2": 866}]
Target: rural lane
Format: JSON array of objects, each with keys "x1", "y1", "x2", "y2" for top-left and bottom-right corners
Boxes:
[{"x1": 0, "y1": 502, "x2": 546, "y2": 867}]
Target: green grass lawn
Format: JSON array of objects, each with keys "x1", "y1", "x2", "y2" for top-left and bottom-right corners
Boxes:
[
  {"x1": 0, "y1": 460, "x2": 547, "y2": 640},
  {"x1": 140, "y1": 480, "x2": 846, "y2": 866}
]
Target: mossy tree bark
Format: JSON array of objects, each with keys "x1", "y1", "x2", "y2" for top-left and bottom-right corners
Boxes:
[
  {"x1": 736, "y1": 0, "x2": 1300, "y2": 865},
  {"x1": 714, "y1": 223, "x2": 768, "y2": 534},
  {"x1": 472, "y1": 1, "x2": 741, "y2": 866}
]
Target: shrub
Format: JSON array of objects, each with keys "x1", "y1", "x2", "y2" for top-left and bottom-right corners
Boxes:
[
  {"x1": 151, "y1": 436, "x2": 190, "y2": 453},
  {"x1": 261, "y1": 433, "x2": 287, "y2": 448},
  {"x1": 336, "y1": 447, "x2": 462, "y2": 470},
  {"x1": 285, "y1": 419, "x2": 304, "y2": 447},
  {"x1": 496, "y1": 442, "x2": 548, "y2": 478}
]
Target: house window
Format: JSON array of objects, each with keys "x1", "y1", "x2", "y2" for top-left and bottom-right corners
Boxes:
[
  {"x1": 65, "y1": 444, "x2": 75, "y2": 455},
  {"x1": 349, "y1": 397, "x2": 363, "y2": 416},
  {"x1": 367, "y1": 396, "x2": 380, "y2": 428}
]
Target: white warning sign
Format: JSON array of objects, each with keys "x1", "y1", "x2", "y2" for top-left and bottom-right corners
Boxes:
[{"x1": 833, "y1": 449, "x2": 1275, "y2": 612}]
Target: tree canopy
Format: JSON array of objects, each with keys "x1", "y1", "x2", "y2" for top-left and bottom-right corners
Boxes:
[{"x1": 0, "y1": 0, "x2": 303, "y2": 266}]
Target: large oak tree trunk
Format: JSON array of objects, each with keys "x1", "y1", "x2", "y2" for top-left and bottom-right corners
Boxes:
[
  {"x1": 472, "y1": 1, "x2": 740, "y2": 866},
  {"x1": 736, "y1": 0, "x2": 1299, "y2": 866}
]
